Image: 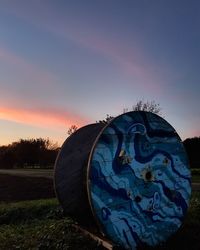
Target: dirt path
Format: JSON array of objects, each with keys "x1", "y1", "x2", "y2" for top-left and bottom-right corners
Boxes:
[
  {"x1": 0, "y1": 169, "x2": 53, "y2": 179},
  {"x1": 192, "y1": 183, "x2": 200, "y2": 191}
]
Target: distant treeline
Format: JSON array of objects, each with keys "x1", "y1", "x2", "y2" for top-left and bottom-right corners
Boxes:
[
  {"x1": 0, "y1": 138, "x2": 59, "y2": 169},
  {"x1": 0, "y1": 137, "x2": 199, "y2": 169},
  {"x1": 183, "y1": 137, "x2": 200, "y2": 169}
]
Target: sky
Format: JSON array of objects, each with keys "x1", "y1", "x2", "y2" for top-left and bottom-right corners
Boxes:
[{"x1": 0, "y1": 0, "x2": 199, "y2": 146}]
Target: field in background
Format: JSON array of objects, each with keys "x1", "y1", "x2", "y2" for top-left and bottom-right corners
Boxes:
[
  {"x1": 0, "y1": 168, "x2": 199, "y2": 199},
  {"x1": 0, "y1": 169, "x2": 53, "y2": 179},
  {"x1": 0, "y1": 168, "x2": 200, "y2": 181},
  {"x1": 0, "y1": 174, "x2": 55, "y2": 202}
]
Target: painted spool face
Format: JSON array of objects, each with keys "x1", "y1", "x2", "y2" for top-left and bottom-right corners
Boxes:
[{"x1": 88, "y1": 111, "x2": 191, "y2": 249}]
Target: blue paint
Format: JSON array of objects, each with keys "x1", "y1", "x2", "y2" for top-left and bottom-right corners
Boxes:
[
  {"x1": 123, "y1": 230, "x2": 132, "y2": 248},
  {"x1": 102, "y1": 207, "x2": 111, "y2": 220},
  {"x1": 88, "y1": 111, "x2": 191, "y2": 249},
  {"x1": 91, "y1": 161, "x2": 130, "y2": 200}
]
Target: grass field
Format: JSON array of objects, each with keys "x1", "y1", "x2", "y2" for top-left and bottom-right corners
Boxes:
[
  {"x1": 0, "y1": 199, "x2": 101, "y2": 250},
  {"x1": 0, "y1": 192, "x2": 199, "y2": 250}
]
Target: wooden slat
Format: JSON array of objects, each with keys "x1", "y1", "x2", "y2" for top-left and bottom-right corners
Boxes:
[{"x1": 54, "y1": 123, "x2": 105, "y2": 225}]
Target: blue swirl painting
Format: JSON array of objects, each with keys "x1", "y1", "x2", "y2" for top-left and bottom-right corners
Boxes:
[{"x1": 88, "y1": 111, "x2": 191, "y2": 249}]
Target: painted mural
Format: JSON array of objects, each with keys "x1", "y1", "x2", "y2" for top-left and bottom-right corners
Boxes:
[{"x1": 89, "y1": 111, "x2": 191, "y2": 249}]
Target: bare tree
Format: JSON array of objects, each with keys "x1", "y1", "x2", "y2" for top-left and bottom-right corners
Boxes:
[
  {"x1": 67, "y1": 125, "x2": 78, "y2": 136},
  {"x1": 131, "y1": 100, "x2": 162, "y2": 116},
  {"x1": 99, "y1": 100, "x2": 162, "y2": 125},
  {"x1": 98, "y1": 114, "x2": 114, "y2": 124}
]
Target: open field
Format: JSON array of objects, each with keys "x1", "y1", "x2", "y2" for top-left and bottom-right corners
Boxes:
[
  {"x1": 0, "y1": 168, "x2": 199, "y2": 202},
  {"x1": 0, "y1": 168, "x2": 200, "y2": 182},
  {"x1": 0, "y1": 174, "x2": 55, "y2": 202},
  {"x1": 0, "y1": 169, "x2": 199, "y2": 204},
  {"x1": 0, "y1": 199, "x2": 101, "y2": 250}
]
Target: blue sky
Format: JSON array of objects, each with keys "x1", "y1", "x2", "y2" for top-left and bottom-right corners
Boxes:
[{"x1": 0, "y1": 0, "x2": 199, "y2": 145}]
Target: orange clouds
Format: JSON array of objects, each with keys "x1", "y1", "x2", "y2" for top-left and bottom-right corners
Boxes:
[{"x1": 0, "y1": 106, "x2": 89, "y2": 129}]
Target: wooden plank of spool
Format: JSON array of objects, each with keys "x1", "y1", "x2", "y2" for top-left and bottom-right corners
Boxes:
[{"x1": 54, "y1": 123, "x2": 105, "y2": 226}]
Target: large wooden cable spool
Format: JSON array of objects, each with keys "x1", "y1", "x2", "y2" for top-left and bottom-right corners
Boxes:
[{"x1": 54, "y1": 111, "x2": 191, "y2": 249}]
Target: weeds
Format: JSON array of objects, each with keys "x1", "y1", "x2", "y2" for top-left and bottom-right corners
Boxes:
[{"x1": 0, "y1": 199, "x2": 100, "y2": 250}]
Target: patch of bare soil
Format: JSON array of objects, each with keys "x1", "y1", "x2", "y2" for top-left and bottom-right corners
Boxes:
[{"x1": 0, "y1": 174, "x2": 55, "y2": 202}]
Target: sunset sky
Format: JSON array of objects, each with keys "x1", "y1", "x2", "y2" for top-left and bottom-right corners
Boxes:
[{"x1": 0, "y1": 0, "x2": 199, "y2": 146}]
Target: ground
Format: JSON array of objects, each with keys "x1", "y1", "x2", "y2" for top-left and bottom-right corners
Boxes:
[
  {"x1": 0, "y1": 169, "x2": 199, "y2": 250},
  {"x1": 0, "y1": 174, "x2": 55, "y2": 202}
]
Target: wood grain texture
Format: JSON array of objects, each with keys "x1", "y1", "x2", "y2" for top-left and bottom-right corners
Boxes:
[{"x1": 54, "y1": 123, "x2": 105, "y2": 225}]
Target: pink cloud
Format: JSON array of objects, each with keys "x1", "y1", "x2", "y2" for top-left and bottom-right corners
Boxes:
[
  {"x1": 2, "y1": 2, "x2": 163, "y2": 93},
  {"x1": 0, "y1": 105, "x2": 89, "y2": 129}
]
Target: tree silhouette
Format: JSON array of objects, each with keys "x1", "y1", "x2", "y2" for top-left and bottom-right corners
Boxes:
[
  {"x1": 99, "y1": 100, "x2": 162, "y2": 124},
  {"x1": 131, "y1": 100, "x2": 162, "y2": 116},
  {"x1": 0, "y1": 138, "x2": 59, "y2": 169},
  {"x1": 0, "y1": 146, "x2": 16, "y2": 169},
  {"x1": 183, "y1": 137, "x2": 200, "y2": 168},
  {"x1": 67, "y1": 125, "x2": 78, "y2": 136},
  {"x1": 98, "y1": 114, "x2": 114, "y2": 124}
]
